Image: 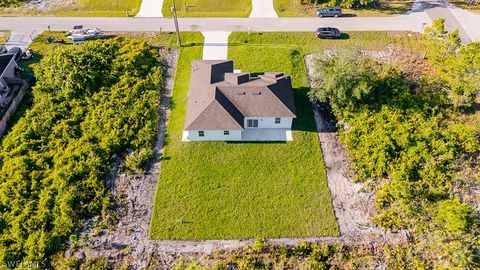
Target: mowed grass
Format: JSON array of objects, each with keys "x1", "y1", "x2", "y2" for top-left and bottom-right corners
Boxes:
[
  {"x1": 449, "y1": 0, "x2": 480, "y2": 13},
  {"x1": 162, "y1": 0, "x2": 251, "y2": 17},
  {"x1": 0, "y1": 31, "x2": 10, "y2": 44},
  {"x1": 150, "y1": 32, "x2": 341, "y2": 239},
  {"x1": 52, "y1": 0, "x2": 141, "y2": 17},
  {"x1": 274, "y1": 0, "x2": 412, "y2": 17}
]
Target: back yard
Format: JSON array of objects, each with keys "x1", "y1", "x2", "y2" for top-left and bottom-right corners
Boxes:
[{"x1": 150, "y1": 31, "x2": 415, "y2": 240}]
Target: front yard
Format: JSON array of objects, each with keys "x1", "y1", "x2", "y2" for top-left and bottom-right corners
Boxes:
[{"x1": 162, "y1": 0, "x2": 252, "y2": 17}]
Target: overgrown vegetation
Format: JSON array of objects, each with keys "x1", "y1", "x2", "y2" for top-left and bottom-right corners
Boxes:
[
  {"x1": 308, "y1": 20, "x2": 480, "y2": 268},
  {"x1": 0, "y1": 38, "x2": 162, "y2": 267},
  {"x1": 172, "y1": 240, "x2": 422, "y2": 269},
  {"x1": 0, "y1": 0, "x2": 22, "y2": 8}
]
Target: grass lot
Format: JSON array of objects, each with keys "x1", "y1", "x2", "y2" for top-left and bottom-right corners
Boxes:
[
  {"x1": 162, "y1": 0, "x2": 251, "y2": 17},
  {"x1": 274, "y1": 0, "x2": 412, "y2": 16},
  {"x1": 449, "y1": 0, "x2": 480, "y2": 13},
  {"x1": 150, "y1": 31, "x2": 339, "y2": 239},
  {"x1": 53, "y1": 0, "x2": 141, "y2": 17},
  {"x1": 150, "y1": 31, "x2": 419, "y2": 240},
  {"x1": 0, "y1": 31, "x2": 10, "y2": 44}
]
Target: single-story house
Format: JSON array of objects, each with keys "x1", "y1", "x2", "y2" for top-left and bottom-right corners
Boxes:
[
  {"x1": 0, "y1": 54, "x2": 17, "y2": 91},
  {"x1": 183, "y1": 60, "x2": 296, "y2": 142}
]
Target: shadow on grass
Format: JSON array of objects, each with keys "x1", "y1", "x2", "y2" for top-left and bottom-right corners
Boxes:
[
  {"x1": 180, "y1": 42, "x2": 204, "y2": 48},
  {"x1": 340, "y1": 33, "x2": 350, "y2": 39},
  {"x1": 339, "y1": 13, "x2": 357, "y2": 17},
  {"x1": 292, "y1": 87, "x2": 318, "y2": 133},
  {"x1": 227, "y1": 140, "x2": 287, "y2": 144}
]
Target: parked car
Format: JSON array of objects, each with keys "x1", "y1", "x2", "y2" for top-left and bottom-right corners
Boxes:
[
  {"x1": 316, "y1": 7, "x2": 342, "y2": 17},
  {"x1": 316, "y1": 27, "x2": 342, "y2": 39}
]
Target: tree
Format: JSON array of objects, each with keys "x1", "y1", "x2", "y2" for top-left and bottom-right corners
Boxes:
[{"x1": 441, "y1": 42, "x2": 480, "y2": 107}]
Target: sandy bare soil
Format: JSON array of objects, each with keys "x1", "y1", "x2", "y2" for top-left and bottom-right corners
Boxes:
[{"x1": 1, "y1": 0, "x2": 74, "y2": 14}]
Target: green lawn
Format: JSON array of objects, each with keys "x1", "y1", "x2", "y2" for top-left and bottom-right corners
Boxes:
[
  {"x1": 162, "y1": 0, "x2": 251, "y2": 17},
  {"x1": 0, "y1": 31, "x2": 10, "y2": 44},
  {"x1": 274, "y1": 0, "x2": 412, "y2": 17},
  {"x1": 150, "y1": 32, "x2": 341, "y2": 239},
  {"x1": 53, "y1": 0, "x2": 141, "y2": 17},
  {"x1": 449, "y1": 0, "x2": 480, "y2": 13}
]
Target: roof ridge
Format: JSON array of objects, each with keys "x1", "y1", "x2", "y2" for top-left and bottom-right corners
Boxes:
[{"x1": 266, "y1": 78, "x2": 296, "y2": 116}]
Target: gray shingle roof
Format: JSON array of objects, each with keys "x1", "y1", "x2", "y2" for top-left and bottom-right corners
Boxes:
[
  {"x1": 0, "y1": 54, "x2": 14, "y2": 77},
  {"x1": 185, "y1": 60, "x2": 296, "y2": 131}
]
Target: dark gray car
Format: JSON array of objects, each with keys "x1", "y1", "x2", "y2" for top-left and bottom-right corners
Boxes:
[
  {"x1": 316, "y1": 7, "x2": 342, "y2": 17},
  {"x1": 316, "y1": 27, "x2": 342, "y2": 39}
]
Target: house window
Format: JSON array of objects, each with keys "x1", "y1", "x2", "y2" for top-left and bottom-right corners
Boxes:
[
  {"x1": 275, "y1": 118, "x2": 281, "y2": 124},
  {"x1": 224, "y1": 131, "x2": 230, "y2": 135},
  {"x1": 198, "y1": 131, "x2": 205, "y2": 137},
  {"x1": 247, "y1": 119, "x2": 259, "y2": 128}
]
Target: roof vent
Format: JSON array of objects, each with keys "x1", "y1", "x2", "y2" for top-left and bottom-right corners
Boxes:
[
  {"x1": 252, "y1": 91, "x2": 262, "y2": 95},
  {"x1": 236, "y1": 91, "x2": 246, "y2": 95}
]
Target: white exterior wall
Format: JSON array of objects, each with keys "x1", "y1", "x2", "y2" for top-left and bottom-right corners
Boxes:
[
  {"x1": 185, "y1": 130, "x2": 242, "y2": 141},
  {"x1": 244, "y1": 117, "x2": 293, "y2": 129}
]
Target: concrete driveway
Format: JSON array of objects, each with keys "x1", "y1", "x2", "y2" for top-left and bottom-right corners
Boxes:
[
  {"x1": 136, "y1": 0, "x2": 164, "y2": 17},
  {"x1": 415, "y1": 0, "x2": 471, "y2": 43},
  {"x1": 250, "y1": 0, "x2": 278, "y2": 17},
  {"x1": 4, "y1": 31, "x2": 39, "y2": 50},
  {"x1": 448, "y1": 5, "x2": 480, "y2": 42}
]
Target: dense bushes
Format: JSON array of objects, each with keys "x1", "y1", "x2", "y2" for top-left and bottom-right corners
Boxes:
[
  {"x1": 308, "y1": 31, "x2": 480, "y2": 267},
  {"x1": 423, "y1": 18, "x2": 480, "y2": 107},
  {"x1": 0, "y1": 0, "x2": 22, "y2": 7},
  {"x1": 0, "y1": 38, "x2": 161, "y2": 267},
  {"x1": 301, "y1": 0, "x2": 377, "y2": 8}
]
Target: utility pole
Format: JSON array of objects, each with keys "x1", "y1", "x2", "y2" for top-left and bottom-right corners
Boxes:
[{"x1": 172, "y1": 0, "x2": 181, "y2": 47}]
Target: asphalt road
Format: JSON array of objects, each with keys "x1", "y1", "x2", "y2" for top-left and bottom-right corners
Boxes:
[{"x1": 0, "y1": 12, "x2": 431, "y2": 33}]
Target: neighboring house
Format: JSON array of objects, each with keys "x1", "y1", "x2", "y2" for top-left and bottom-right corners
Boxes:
[
  {"x1": 0, "y1": 54, "x2": 17, "y2": 92},
  {"x1": 183, "y1": 60, "x2": 296, "y2": 142}
]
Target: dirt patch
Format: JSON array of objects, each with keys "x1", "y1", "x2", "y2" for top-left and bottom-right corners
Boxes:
[{"x1": 1, "y1": 0, "x2": 75, "y2": 14}]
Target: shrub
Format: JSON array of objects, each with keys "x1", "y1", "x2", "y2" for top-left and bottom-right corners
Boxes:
[{"x1": 0, "y1": 38, "x2": 162, "y2": 267}]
